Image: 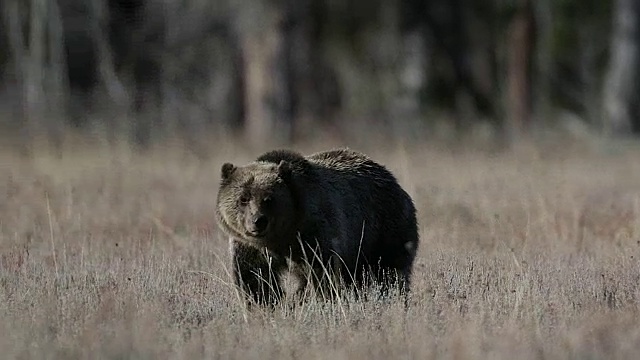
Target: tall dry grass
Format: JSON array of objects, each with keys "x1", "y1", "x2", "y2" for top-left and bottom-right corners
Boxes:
[{"x1": 1, "y1": 134, "x2": 640, "y2": 359}]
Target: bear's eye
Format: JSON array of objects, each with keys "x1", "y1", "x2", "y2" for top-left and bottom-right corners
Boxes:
[
  {"x1": 262, "y1": 196, "x2": 273, "y2": 206},
  {"x1": 239, "y1": 193, "x2": 251, "y2": 205}
]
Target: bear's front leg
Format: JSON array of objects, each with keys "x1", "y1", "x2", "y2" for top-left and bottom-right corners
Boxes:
[
  {"x1": 290, "y1": 256, "x2": 347, "y2": 303},
  {"x1": 230, "y1": 239, "x2": 286, "y2": 308}
]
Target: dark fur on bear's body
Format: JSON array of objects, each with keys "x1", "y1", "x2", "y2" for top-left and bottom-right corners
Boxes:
[{"x1": 215, "y1": 148, "x2": 419, "y2": 307}]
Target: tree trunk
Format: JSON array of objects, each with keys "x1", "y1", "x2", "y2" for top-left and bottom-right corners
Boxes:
[
  {"x1": 25, "y1": 0, "x2": 48, "y2": 150},
  {"x1": 505, "y1": 0, "x2": 536, "y2": 143},
  {"x1": 2, "y1": 0, "x2": 48, "y2": 155},
  {"x1": 2, "y1": 0, "x2": 29, "y2": 154},
  {"x1": 239, "y1": 1, "x2": 295, "y2": 145},
  {"x1": 602, "y1": 0, "x2": 640, "y2": 136},
  {"x1": 2, "y1": 0, "x2": 69, "y2": 154},
  {"x1": 46, "y1": 0, "x2": 67, "y2": 154}
]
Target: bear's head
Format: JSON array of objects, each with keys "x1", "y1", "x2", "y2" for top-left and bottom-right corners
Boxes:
[{"x1": 215, "y1": 160, "x2": 297, "y2": 248}]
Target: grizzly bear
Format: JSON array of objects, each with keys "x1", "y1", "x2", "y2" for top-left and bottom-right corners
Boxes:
[{"x1": 215, "y1": 148, "x2": 419, "y2": 307}]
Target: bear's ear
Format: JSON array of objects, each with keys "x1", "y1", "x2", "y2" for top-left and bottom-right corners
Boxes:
[
  {"x1": 277, "y1": 160, "x2": 292, "y2": 181},
  {"x1": 221, "y1": 163, "x2": 236, "y2": 181}
]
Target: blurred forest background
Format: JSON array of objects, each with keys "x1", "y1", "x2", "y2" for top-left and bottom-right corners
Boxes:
[{"x1": 0, "y1": 0, "x2": 638, "y2": 154}]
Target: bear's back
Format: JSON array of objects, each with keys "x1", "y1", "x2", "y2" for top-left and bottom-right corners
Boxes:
[
  {"x1": 307, "y1": 148, "x2": 411, "y2": 229},
  {"x1": 307, "y1": 148, "x2": 396, "y2": 182}
]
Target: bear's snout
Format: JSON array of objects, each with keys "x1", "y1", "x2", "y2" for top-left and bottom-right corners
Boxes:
[
  {"x1": 254, "y1": 215, "x2": 269, "y2": 233},
  {"x1": 245, "y1": 214, "x2": 270, "y2": 237}
]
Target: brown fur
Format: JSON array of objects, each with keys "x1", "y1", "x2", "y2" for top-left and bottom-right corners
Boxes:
[{"x1": 215, "y1": 148, "x2": 419, "y2": 307}]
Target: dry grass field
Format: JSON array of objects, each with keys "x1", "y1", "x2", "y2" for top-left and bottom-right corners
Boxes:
[{"x1": 2, "y1": 134, "x2": 640, "y2": 359}]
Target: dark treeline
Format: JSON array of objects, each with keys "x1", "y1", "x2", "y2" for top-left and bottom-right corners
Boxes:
[{"x1": 0, "y1": 0, "x2": 638, "y2": 151}]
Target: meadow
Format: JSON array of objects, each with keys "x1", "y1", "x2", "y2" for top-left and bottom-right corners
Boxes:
[{"x1": 1, "y1": 133, "x2": 640, "y2": 359}]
